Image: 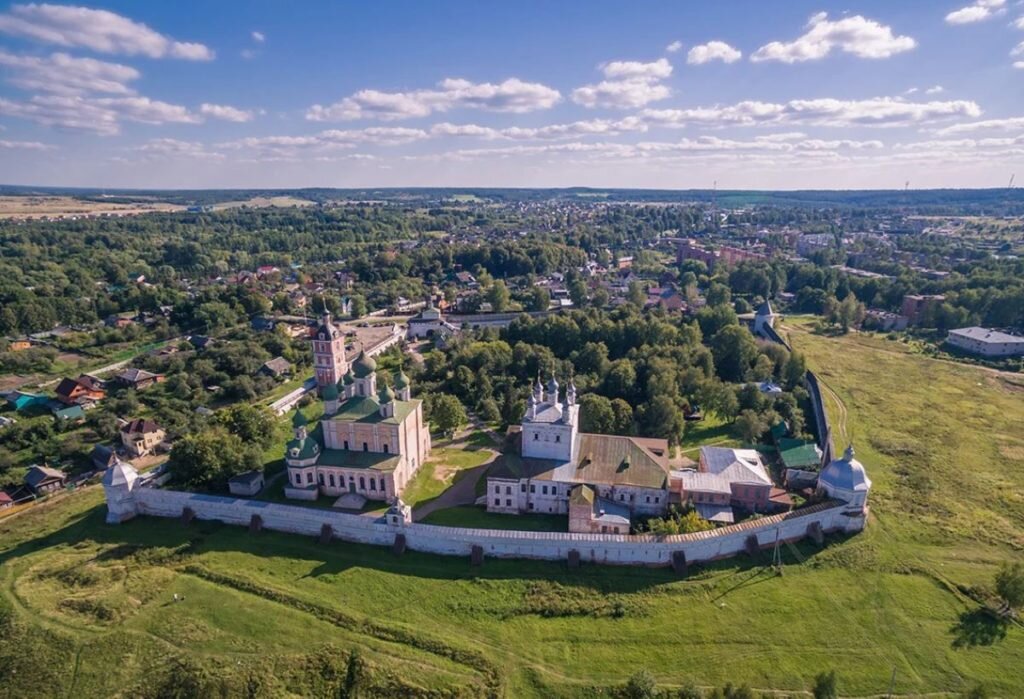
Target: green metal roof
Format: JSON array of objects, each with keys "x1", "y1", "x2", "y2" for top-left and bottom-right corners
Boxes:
[
  {"x1": 330, "y1": 395, "x2": 418, "y2": 425},
  {"x1": 291, "y1": 410, "x2": 308, "y2": 428},
  {"x1": 352, "y1": 351, "x2": 376, "y2": 378},
  {"x1": 316, "y1": 448, "x2": 401, "y2": 472},
  {"x1": 778, "y1": 438, "x2": 822, "y2": 470}
]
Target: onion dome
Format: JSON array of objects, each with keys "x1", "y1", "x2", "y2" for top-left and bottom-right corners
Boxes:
[
  {"x1": 394, "y1": 370, "x2": 410, "y2": 390},
  {"x1": 291, "y1": 410, "x2": 308, "y2": 428},
  {"x1": 343, "y1": 369, "x2": 355, "y2": 385},
  {"x1": 819, "y1": 445, "x2": 871, "y2": 493},
  {"x1": 352, "y1": 351, "x2": 377, "y2": 378},
  {"x1": 378, "y1": 385, "x2": 395, "y2": 403},
  {"x1": 321, "y1": 382, "x2": 339, "y2": 401}
]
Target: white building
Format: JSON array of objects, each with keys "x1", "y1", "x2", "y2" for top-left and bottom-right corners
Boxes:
[
  {"x1": 816, "y1": 445, "x2": 871, "y2": 516},
  {"x1": 946, "y1": 327, "x2": 1024, "y2": 357}
]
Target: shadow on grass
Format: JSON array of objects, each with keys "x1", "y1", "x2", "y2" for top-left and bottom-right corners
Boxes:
[{"x1": 950, "y1": 608, "x2": 1009, "y2": 649}]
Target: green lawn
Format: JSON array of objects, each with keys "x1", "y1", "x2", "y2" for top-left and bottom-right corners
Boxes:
[
  {"x1": 401, "y1": 433, "x2": 495, "y2": 508},
  {"x1": 421, "y1": 505, "x2": 568, "y2": 532},
  {"x1": 678, "y1": 411, "x2": 742, "y2": 454},
  {"x1": 2, "y1": 326, "x2": 1024, "y2": 697}
]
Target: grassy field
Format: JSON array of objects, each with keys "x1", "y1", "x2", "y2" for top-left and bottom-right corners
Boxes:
[
  {"x1": 421, "y1": 505, "x2": 569, "y2": 532},
  {"x1": 2, "y1": 324, "x2": 1024, "y2": 697},
  {"x1": 402, "y1": 431, "x2": 496, "y2": 508}
]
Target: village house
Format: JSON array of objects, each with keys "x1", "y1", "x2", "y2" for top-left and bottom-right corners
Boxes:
[
  {"x1": 114, "y1": 367, "x2": 165, "y2": 391},
  {"x1": 259, "y1": 356, "x2": 292, "y2": 378},
  {"x1": 120, "y1": 418, "x2": 166, "y2": 458},
  {"x1": 0, "y1": 491, "x2": 13, "y2": 510},
  {"x1": 283, "y1": 314, "x2": 431, "y2": 506},
  {"x1": 54, "y1": 374, "x2": 106, "y2": 407},
  {"x1": 486, "y1": 377, "x2": 671, "y2": 532},
  {"x1": 24, "y1": 465, "x2": 66, "y2": 495}
]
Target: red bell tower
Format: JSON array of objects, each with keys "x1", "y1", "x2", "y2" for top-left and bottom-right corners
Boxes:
[{"x1": 312, "y1": 311, "x2": 347, "y2": 390}]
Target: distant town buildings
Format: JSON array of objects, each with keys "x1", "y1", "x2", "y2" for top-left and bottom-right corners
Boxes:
[{"x1": 900, "y1": 294, "x2": 945, "y2": 326}]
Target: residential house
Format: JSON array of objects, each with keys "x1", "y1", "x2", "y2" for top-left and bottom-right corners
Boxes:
[
  {"x1": 120, "y1": 418, "x2": 166, "y2": 458},
  {"x1": 259, "y1": 357, "x2": 292, "y2": 378},
  {"x1": 0, "y1": 491, "x2": 13, "y2": 510},
  {"x1": 3, "y1": 390, "x2": 49, "y2": 413},
  {"x1": 114, "y1": 367, "x2": 165, "y2": 391},
  {"x1": 54, "y1": 375, "x2": 106, "y2": 407},
  {"x1": 24, "y1": 465, "x2": 66, "y2": 495}
]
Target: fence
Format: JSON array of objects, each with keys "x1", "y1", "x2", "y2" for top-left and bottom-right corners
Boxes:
[{"x1": 125, "y1": 486, "x2": 864, "y2": 567}]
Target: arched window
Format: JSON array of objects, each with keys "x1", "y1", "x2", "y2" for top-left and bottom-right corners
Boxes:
[
  {"x1": 555, "y1": 435, "x2": 561, "y2": 443},
  {"x1": 329, "y1": 473, "x2": 335, "y2": 487},
  {"x1": 359, "y1": 476, "x2": 366, "y2": 490},
  {"x1": 369, "y1": 478, "x2": 376, "y2": 491},
  {"x1": 382, "y1": 444, "x2": 389, "y2": 454}
]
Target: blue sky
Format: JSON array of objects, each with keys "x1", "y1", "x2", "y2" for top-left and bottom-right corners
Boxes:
[{"x1": 0, "y1": 1, "x2": 1022, "y2": 189}]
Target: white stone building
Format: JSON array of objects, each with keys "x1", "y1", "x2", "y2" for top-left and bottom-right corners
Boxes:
[{"x1": 946, "y1": 326, "x2": 1024, "y2": 357}]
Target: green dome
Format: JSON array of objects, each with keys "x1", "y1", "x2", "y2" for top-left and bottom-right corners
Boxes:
[
  {"x1": 321, "y1": 382, "x2": 339, "y2": 400},
  {"x1": 291, "y1": 410, "x2": 308, "y2": 428},
  {"x1": 394, "y1": 370, "x2": 410, "y2": 389},
  {"x1": 378, "y1": 385, "x2": 395, "y2": 403},
  {"x1": 352, "y1": 351, "x2": 377, "y2": 378},
  {"x1": 342, "y1": 369, "x2": 355, "y2": 385}
]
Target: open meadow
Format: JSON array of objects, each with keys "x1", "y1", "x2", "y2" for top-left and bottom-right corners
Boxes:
[{"x1": 2, "y1": 324, "x2": 1024, "y2": 697}]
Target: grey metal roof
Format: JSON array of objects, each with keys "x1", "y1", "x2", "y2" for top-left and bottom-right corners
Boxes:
[
  {"x1": 695, "y1": 502, "x2": 735, "y2": 523},
  {"x1": 948, "y1": 326, "x2": 1024, "y2": 344},
  {"x1": 818, "y1": 446, "x2": 871, "y2": 492},
  {"x1": 700, "y1": 447, "x2": 771, "y2": 485}
]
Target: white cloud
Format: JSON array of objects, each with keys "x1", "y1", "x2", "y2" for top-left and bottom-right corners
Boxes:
[
  {"x1": 600, "y1": 58, "x2": 672, "y2": 80},
  {"x1": 251, "y1": 31, "x2": 265, "y2": 43},
  {"x1": 1015, "y1": 16, "x2": 1024, "y2": 29},
  {"x1": 933, "y1": 116, "x2": 1024, "y2": 135},
  {"x1": 0, "y1": 94, "x2": 200, "y2": 134},
  {"x1": 1016, "y1": 61, "x2": 1024, "y2": 69},
  {"x1": 219, "y1": 127, "x2": 430, "y2": 158},
  {"x1": 925, "y1": 85, "x2": 945, "y2": 94},
  {"x1": 430, "y1": 117, "x2": 647, "y2": 141},
  {"x1": 666, "y1": 40, "x2": 683, "y2": 53},
  {"x1": 1013, "y1": 40, "x2": 1024, "y2": 55},
  {"x1": 0, "y1": 3, "x2": 213, "y2": 60},
  {"x1": 0, "y1": 50, "x2": 139, "y2": 95},
  {"x1": 945, "y1": 0, "x2": 1006, "y2": 25},
  {"x1": 751, "y1": 12, "x2": 916, "y2": 63},
  {"x1": 687, "y1": 41, "x2": 742, "y2": 65},
  {"x1": 572, "y1": 58, "x2": 673, "y2": 109},
  {"x1": 200, "y1": 103, "x2": 255, "y2": 122},
  {"x1": 307, "y1": 77, "x2": 561, "y2": 121},
  {"x1": 136, "y1": 138, "x2": 224, "y2": 160},
  {"x1": 0, "y1": 138, "x2": 54, "y2": 150},
  {"x1": 641, "y1": 96, "x2": 980, "y2": 128}
]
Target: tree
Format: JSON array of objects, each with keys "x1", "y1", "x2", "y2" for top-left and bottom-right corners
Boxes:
[
  {"x1": 610, "y1": 398, "x2": 634, "y2": 435},
  {"x1": 812, "y1": 670, "x2": 838, "y2": 699},
  {"x1": 569, "y1": 278, "x2": 589, "y2": 308},
  {"x1": 477, "y1": 397, "x2": 501, "y2": 424},
  {"x1": 711, "y1": 325, "x2": 758, "y2": 383},
  {"x1": 639, "y1": 396, "x2": 685, "y2": 444},
  {"x1": 579, "y1": 393, "x2": 615, "y2": 434},
  {"x1": 733, "y1": 409, "x2": 768, "y2": 444},
  {"x1": 627, "y1": 280, "x2": 646, "y2": 308},
  {"x1": 622, "y1": 669, "x2": 657, "y2": 699},
  {"x1": 168, "y1": 429, "x2": 261, "y2": 491},
  {"x1": 995, "y1": 561, "x2": 1024, "y2": 612},
  {"x1": 527, "y1": 286, "x2": 550, "y2": 312},
  {"x1": 485, "y1": 280, "x2": 511, "y2": 312},
  {"x1": 217, "y1": 404, "x2": 277, "y2": 449},
  {"x1": 349, "y1": 295, "x2": 368, "y2": 318},
  {"x1": 430, "y1": 394, "x2": 467, "y2": 438},
  {"x1": 782, "y1": 351, "x2": 807, "y2": 389}
]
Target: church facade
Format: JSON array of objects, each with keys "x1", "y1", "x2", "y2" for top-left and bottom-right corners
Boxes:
[
  {"x1": 486, "y1": 377, "x2": 672, "y2": 533},
  {"x1": 284, "y1": 313, "x2": 430, "y2": 504}
]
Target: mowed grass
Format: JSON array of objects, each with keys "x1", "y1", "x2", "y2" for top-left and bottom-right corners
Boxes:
[
  {"x1": 421, "y1": 505, "x2": 568, "y2": 532},
  {"x1": 402, "y1": 432, "x2": 496, "y2": 508},
  {"x1": 2, "y1": 327, "x2": 1024, "y2": 697}
]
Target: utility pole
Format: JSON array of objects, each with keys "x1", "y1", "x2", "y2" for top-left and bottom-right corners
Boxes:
[{"x1": 885, "y1": 667, "x2": 897, "y2": 697}]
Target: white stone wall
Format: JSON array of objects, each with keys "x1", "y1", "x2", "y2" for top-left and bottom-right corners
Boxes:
[
  {"x1": 127, "y1": 487, "x2": 864, "y2": 567},
  {"x1": 521, "y1": 420, "x2": 576, "y2": 461}
]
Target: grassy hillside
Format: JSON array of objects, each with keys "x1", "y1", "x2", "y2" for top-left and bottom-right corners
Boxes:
[{"x1": 2, "y1": 324, "x2": 1024, "y2": 697}]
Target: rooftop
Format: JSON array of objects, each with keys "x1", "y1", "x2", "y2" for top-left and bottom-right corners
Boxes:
[
  {"x1": 330, "y1": 395, "x2": 418, "y2": 425},
  {"x1": 315, "y1": 448, "x2": 401, "y2": 472},
  {"x1": 948, "y1": 326, "x2": 1024, "y2": 344}
]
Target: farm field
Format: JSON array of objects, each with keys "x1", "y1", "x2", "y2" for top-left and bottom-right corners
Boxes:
[
  {"x1": 2, "y1": 325, "x2": 1024, "y2": 697},
  {"x1": 0, "y1": 195, "x2": 184, "y2": 219}
]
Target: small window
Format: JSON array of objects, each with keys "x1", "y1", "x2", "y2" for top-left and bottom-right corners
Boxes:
[
  {"x1": 370, "y1": 478, "x2": 376, "y2": 491},
  {"x1": 542, "y1": 485, "x2": 548, "y2": 495},
  {"x1": 555, "y1": 435, "x2": 560, "y2": 443},
  {"x1": 646, "y1": 496, "x2": 650, "y2": 503},
  {"x1": 495, "y1": 485, "x2": 500, "y2": 494},
  {"x1": 306, "y1": 472, "x2": 313, "y2": 484},
  {"x1": 359, "y1": 476, "x2": 365, "y2": 490},
  {"x1": 655, "y1": 497, "x2": 660, "y2": 504},
  {"x1": 530, "y1": 484, "x2": 536, "y2": 493},
  {"x1": 329, "y1": 474, "x2": 335, "y2": 487},
  {"x1": 363, "y1": 442, "x2": 368, "y2": 452},
  {"x1": 528, "y1": 503, "x2": 535, "y2": 511},
  {"x1": 534, "y1": 433, "x2": 539, "y2": 440},
  {"x1": 506, "y1": 499, "x2": 512, "y2": 506},
  {"x1": 493, "y1": 498, "x2": 500, "y2": 506},
  {"x1": 343, "y1": 440, "x2": 349, "y2": 450},
  {"x1": 383, "y1": 444, "x2": 389, "y2": 454},
  {"x1": 318, "y1": 473, "x2": 324, "y2": 485},
  {"x1": 520, "y1": 483, "x2": 526, "y2": 493},
  {"x1": 505, "y1": 486, "x2": 511, "y2": 495}
]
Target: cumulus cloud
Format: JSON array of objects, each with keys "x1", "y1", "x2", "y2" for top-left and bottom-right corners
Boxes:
[
  {"x1": 572, "y1": 58, "x2": 673, "y2": 109},
  {"x1": 687, "y1": 41, "x2": 742, "y2": 64},
  {"x1": 925, "y1": 85, "x2": 945, "y2": 94},
  {"x1": 751, "y1": 12, "x2": 916, "y2": 63},
  {"x1": 218, "y1": 127, "x2": 430, "y2": 159},
  {"x1": 666, "y1": 40, "x2": 683, "y2": 53},
  {"x1": 200, "y1": 103, "x2": 255, "y2": 122},
  {"x1": 251, "y1": 30, "x2": 265, "y2": 42},
  {"x1": 0, "y1": 94, "x2": 200, "y2": 134},
  {"x1": 641, "y1": 96, "x2": 980, "y2": 128},
  {"x1": 0, "y1": 50, "x2": 139, "y2": 95},
  {"x1": 945, "y1": 0, "x2": 1005, "y2": 25},
  {"x1": 0, "y1": 3, "x2": 213, "y2": 60},
  {"x1": 135, "y1": 138, "x2": 224, "y2": 160},
  {"x1": 307, "y1": 77, "x2": 561, "y2": 121}
]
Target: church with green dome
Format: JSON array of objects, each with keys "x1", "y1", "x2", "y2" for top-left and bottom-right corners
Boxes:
[{"x1": 284, "y1": 318, "x2": 431, "y2": 506}]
